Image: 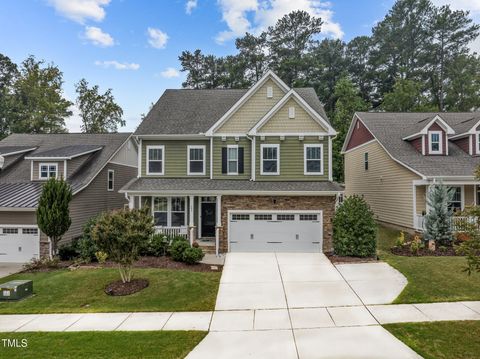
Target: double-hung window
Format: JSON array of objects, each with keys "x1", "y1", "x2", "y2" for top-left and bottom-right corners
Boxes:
[
  {"x1": 39, "y1": 163, "x2": 58, "y2": 180},
  {"x1": 107, "y1": 170, "x2": 114, "y2": 191},
  {"x1": 227, "y1": 145, "x2": 238, "y2": 174},
  {"x1": 152, "y1": 197, "x2": 186, "y2": 227},
  {"x1": 429, "y1": 131, "x2": 442, "y2": 154},
  {"x1": 147, "y1": 145, "x2": 164, "y2": 175},
  {"x1": 188, "y1": 145, "x2": 205, "y2": 175},
  {"x1": 476, "y1": 133, "x2": 480, "y2": 154},
  {"x1": 448, "y1": 186, "x2": 462, "y2": 212},
  {"x1": 261, "y1": 144, "x2": 279, "y2": 175},
  {"x1": 304, "y1": 144, "x2": 323, "y2": 175}
]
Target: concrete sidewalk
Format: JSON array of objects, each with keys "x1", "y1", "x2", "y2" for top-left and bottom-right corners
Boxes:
[{"x1": 1, "y1": 301, "x2": 479, "y2": 333}]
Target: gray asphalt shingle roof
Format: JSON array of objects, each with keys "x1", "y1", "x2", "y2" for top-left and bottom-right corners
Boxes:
[
  {"x1": 121, "y1": 177, "x2": 343, "y2": 193},
  {"x1": 0, "y1": 133, "x2": 131, "y2": 208},
  {"x1": 135, "y1": 87, "x2": 329, "y2": 135},
  {"x1": 0, "y1": 146, "x2": 36, "y2": 155},
  {"x1": 27, "y1": 144, "x2": 103, "y2": 158},
  {"x1": 356, "y1": 112, "x2": 480, "y2": 177}
]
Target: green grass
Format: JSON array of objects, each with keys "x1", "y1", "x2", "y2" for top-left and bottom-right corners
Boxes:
[
  {"x1": 0, "y1": 268, "x2": 220, "y2": 314},
  {"x1": 0, "y1": 331, "x2": 206, "y2": 359},
  {"x1": 385, "y1": 321, "x2": 480, "y2": 359},
  {"x1": 377, "y1": 225, "x2": 480, "y2": 303}
]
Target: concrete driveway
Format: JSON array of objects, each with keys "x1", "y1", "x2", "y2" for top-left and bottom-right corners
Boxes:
[
  {"x1": 187, "y1": 252, "x2": 418, "y2": 359},
  {"x1": 0, "y1": 262, "x2": 23, "y2": 279}
]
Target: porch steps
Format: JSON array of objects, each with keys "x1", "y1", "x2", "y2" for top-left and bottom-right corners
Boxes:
[{"x1": 196, "y1": 239, "x2": 216, "y2": 254}]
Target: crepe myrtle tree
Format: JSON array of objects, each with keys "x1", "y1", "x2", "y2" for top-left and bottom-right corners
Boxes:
[
  {"x1": 36, "y1": 177, "x2": 72, "y2": 257},
  {"x1": 92, "y1": 208, "x2": 154, "y2": 283},
  {"x1": 424, "y1": 182, "x2": 454, "y2": 246}
]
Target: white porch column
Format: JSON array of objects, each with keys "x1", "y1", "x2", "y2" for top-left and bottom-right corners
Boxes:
[
  {"x1": 215, "y1": 195, "x2": 222, "y2": 256},
  {"x1": 189, "y1": 195, "x2": 195, "y2": 245},
  {"x1": 128, "y1": 195, "x2": 135, "y2": 210}
]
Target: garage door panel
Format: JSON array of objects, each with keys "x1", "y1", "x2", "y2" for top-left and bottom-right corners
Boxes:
[
  {"x1": 0, "y1": 226, "x2": 40, "y2": 263},
  {"x1": 229, "y1": 212, "x2": 322, "y2": 253}
]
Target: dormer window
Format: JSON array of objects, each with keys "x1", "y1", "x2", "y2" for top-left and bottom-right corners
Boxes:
[
  {"x1": 39, "y1": 163, "x2": 58, "y2": 180},
  {"x1": 429, "y1": 131, "x2": 442, "y2": 154}
]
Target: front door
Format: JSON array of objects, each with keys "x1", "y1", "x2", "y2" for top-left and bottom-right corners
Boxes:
[{"x1": 201, "y1": 203, "x2": 216, "y2": 237}]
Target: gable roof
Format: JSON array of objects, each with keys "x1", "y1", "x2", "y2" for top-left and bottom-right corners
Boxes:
[
  {"x1": 0, "y1": 133, "x2": 132, "y2": 208},
  {"x1": 347, "y1": 112, "x2": 480, "y2": 178},
  {"x1": 249, "y1": 89, "x2": 335, "y2": 135},
  {"x1": 25, "y1": 144, "x2": 103, "y2": 160},
  {"x1": 135, "y1": 74, "x2": 329, "y2": 136},
  {"x1": 0, "y1": 146, "x2": 37, "y2": 156}
]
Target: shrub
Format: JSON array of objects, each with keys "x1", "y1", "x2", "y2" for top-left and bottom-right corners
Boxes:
[
  {"x1": 76, "y1": 236, "x2": 97, "y2": 263},
  {"x1": 146, "y1": 234, "x2": 170, "y2": 257},
  {"x1": 395, "y1": 231, "x2": 405, "y2": 247},
  {"x1": 95, "y1": 251, "x2": 108, "y2": 263},
  {"x1": 23, "y1": 257, "x2": 60, "y2": 271},
  {"x1": 183, "y1": 247, "x2": 205, "y2": 264},
  {"x1": 424, "y1": 183, "x2": 454, "y2": 246},
  {"x1": 170, "y1": 239, "x2": 190, "y2": 262},
  {"x1": 333, "y1": 195, "x2": 377, "y2": 257},
  {"x1": 58, "y1": 241, "x2": 79, "y2": 261},
  {"x1": 92, "y1": 208, "x2": 154, "y2": 283}
]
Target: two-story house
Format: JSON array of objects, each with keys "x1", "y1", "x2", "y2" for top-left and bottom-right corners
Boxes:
[
  {"x1": 0, "y1": 133, "x2": 137, "y2": 262},
  {"x1": 343, "y1": 112, "x2": 480, "y2": 232},
  {"x1": 121, "y1": 71, "x2": 343, "y2": 255}
]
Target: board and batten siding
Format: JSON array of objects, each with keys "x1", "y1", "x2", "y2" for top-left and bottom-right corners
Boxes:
[
  {"x1": 212, "y1": 137, "x2": 251, "y2": 180},
  {"x1": 258, "y1": 98, "x2": 327, "y2": 133},
  {"x1": 255, "y1": 136, "x2": 329, "y2": 181},
  {"x1": 141, "y1": 140, "x2": 210, "y2": 178},
  {"x1": 345, "y1": 140, "x2": 422, "y2": 229},
  {"x1": 216, "y1": 79, "x2": 285, "y2": 133},
  {"x1": 64, "y1": 163, "x2": 136, "y2": 240}
]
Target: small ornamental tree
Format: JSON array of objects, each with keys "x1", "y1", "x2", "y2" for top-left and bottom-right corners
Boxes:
[
  {"x1": 424, "y1": 183, "x2": 454, "y2": 246},
  {"x1": 36, "y1": 177, "x2": 72, "y2": 257},
  {"x1": 333, "y1": 195, "x2": 377, "y2": 257},
  {"x1": 92, "y1": 208, "x2": 154, "y2": 283}
]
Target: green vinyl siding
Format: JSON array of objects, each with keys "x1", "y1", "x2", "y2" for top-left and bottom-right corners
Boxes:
[
  {"x1": 255, "y1": 136, "x2": 329, "y2": 181},
  {"x1": 141, "y1": 140, "x2": 210, "y2": 178},
  {"x1": 212, "y1": 137, "x2": 251, "y2": 180}
]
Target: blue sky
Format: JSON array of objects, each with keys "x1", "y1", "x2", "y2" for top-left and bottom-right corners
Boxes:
[{"x1": 0, "y1": 0, "x2": 478, "y2": 132}]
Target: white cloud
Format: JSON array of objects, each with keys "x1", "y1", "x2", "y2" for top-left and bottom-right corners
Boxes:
[
  {"x1": 83, "y1": 26, "x2": 114, "y2": 47},
  {"x1": 160, "y1": 67, "x2": 180, "y2": 78},
  {"x1": 65, "y1": 103, "x2": 83, "y2": 132},
  {"x1": 47, "y1": 0, "x2": 110, "y2": 23},
  {"x1": 94, "y1": 60, "x2": 140, "y2": 70},
  {"x1": 186, "y1": 0, "x2": 198, "y2": 14},
  {"x1": 215, "y1": 0, "x2": 344, "y2": 44},
  {"x1": 147, "y1": 27, "x2": 169, "y2": 49}
]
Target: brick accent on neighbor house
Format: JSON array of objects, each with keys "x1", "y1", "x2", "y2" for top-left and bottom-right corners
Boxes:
[{"x1": 219, "y1": 195, "x2": 336, "y2": 253}]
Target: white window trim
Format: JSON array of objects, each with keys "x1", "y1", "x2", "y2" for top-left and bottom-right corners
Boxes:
[
  {"x1": 107, "y1": 169, "x2": 114, "y2": 191},
  {"x1": 428, "y1": 131, "x2": 443, "y2": 154},
  {"x1": 260, "y1": 144, "x2": 280, "y2": 175},
  {"x1": 304, "y1": 144, "x2": 324, "y2": 175},
  {"x1": 39, "y1": 162, "x2": 58, "y2": 180},
  {"x1": 146, "y1": 145, "x2": 165, "y2": 175},
  {"x1": 187, "y1": 145, "x2": 206, "y2": 176},
  {"x1": 152, "y1": 196, "x2": 187, "y2": 227},
  {"x1": 227, "y1": 144, "x2": 239, "y2": 175},
  {"x1": 476, "y1": 132, "x2": 480, "y2": 154}
]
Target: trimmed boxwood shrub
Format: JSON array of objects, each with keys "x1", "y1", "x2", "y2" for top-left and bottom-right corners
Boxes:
[
  {"x1": 170, "y1": 239, "x2": 190, "y2": 261},
  {"x1": 333, "y1": 195, "x2": 377, "y2": 257},
  {"x1": 183, "y1": 247, "x2": 205, "y2": 264}
]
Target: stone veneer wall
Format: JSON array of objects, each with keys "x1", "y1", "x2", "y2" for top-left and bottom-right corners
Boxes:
[{"x1": 219, "y1": 195, "x2": 336, "y2": 253}]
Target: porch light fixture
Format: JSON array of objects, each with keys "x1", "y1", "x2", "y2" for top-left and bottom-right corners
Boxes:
[
  {"x1": 221, "y1": 136, "x2": 226, "y2": 141},
  {"x1": 280, "y1": 136, "x2": 285, "y2": 141},
  {"x1": 299, "y1": 136, "x2": 304, "y2": 141}
]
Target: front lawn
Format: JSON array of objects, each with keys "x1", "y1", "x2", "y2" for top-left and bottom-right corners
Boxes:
[
  {"x1": 0, "y1": 331, "x2": 206, "y2": 359},
  {"x1": 385, "y1": 321, "x2": 480, "y2": 359},
  {"x1": 377, "y1": 225, "x2": 480, "y2": 303},
  {"x1": 0, "y1": 268, "x2": 220, "y2": 314}
]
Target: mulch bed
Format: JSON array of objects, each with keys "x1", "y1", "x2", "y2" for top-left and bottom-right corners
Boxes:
[
  {"x1": 391, "y1": 245, "x2": 460, "y2": 257},
  {"x1": 79, "y1": 256, "x2": 222, "y2": 272},
  {"x1": 104, "y1": 278, "x2": 149, "y2": 296},
  {"x1": 325, "y1": 252, "x2": 378, "y2": 264}
]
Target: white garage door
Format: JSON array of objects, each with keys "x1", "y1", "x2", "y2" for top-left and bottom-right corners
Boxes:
[
  {"x1": 0, "y1": 226, "x2": 40, "y2": 263},
  {"x1": 229, "y1": 211, "x2": 323, "y2": 252}
]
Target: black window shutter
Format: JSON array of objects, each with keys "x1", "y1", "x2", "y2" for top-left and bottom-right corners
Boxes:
[
  {"x1": 221, "y1": 147, "x2": 227, "y2": 174},
  {"x1": 238, "y1": 147, "x2": 244, "y2": 174}
]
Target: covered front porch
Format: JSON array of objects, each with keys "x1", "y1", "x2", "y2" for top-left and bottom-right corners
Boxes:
[
  {"x1": 413, "y1": 180, "x2": 480, "y2": 231},
  {"x1": 128, "y1": 194, "x2": 223, "y2": 255}
]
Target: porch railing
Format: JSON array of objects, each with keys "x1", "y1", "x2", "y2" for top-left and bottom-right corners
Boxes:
[
  {"x1": 154, "y1": 226, "x2": 188, "y2": 238},
  {"x1": 414, "y1": 215, "x2": 480, "y2": 232}
]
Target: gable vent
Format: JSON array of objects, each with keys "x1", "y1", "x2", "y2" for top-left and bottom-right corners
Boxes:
[
  {"x1": 288, "y1": 106, "x2": 295, "y2": 119},
  {"x1": 267, "y1": 86, "x2": 273, "y2": 98}
]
